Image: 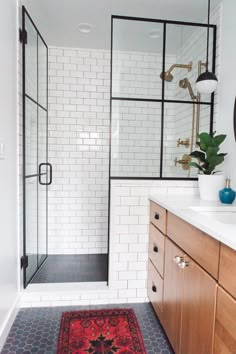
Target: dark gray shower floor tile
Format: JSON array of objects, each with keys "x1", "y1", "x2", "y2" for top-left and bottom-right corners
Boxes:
[
  {"x1": 2, "y1": 303, "x2": 173, "y2": 354},
  {"x1": 31, "y1": 254, "x2": 108, "y2": 284}
]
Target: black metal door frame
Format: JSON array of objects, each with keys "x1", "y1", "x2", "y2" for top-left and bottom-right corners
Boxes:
[
  {"x1": 109, "y1": 15, "x2": 217, "y2": 181},
  {"x1": 21, "y1": 6, "x2": 49, "y2": 288}
]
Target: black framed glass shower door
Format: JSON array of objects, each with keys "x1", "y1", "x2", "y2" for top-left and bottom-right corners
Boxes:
[{"x1": 22, "y1": 6, "x2": 50, "y2": 288}]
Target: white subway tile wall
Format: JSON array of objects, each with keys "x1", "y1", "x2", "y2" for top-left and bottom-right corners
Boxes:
[{"x1": 48, "y1": 48, "x2": 110, "y2": 255}]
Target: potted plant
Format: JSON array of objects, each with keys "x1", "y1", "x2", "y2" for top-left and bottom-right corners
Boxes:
[{"x1": 189, "y1": 132, "x2": 227, "y2": 201}]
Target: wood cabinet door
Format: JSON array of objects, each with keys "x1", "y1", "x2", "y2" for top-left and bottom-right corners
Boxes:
[
  {"x1": 163, "y1": 238, "x2": 184, "y2": 354},
  {"x1": 180, "y1": 255, "x2": 217, "y2": 354},
  {"x1": 214, "y1": 287, "x2": 236, "y2": 354}
]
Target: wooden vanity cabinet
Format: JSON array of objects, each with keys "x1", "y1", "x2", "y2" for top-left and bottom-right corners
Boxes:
[
  {"x1": 148, "y1": 200, "x2": 236, "y2": 354},
  {"x1": 180, "y1": 254, "x2": 217, "y2": 354},
  {"x1": 163, "y1": 238, "x2": 216, "y2": 354},
  {"x1": 214, "y1": 244, "x2": 236, "y2": 353},
  {"x1": 162, "y1": 238, "x2": 184, "y2": 354}
]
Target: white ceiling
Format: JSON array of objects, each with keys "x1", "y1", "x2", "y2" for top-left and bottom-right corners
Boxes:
[{"x1": 22, "y1": 0, "x2": 221, "y2": 50}]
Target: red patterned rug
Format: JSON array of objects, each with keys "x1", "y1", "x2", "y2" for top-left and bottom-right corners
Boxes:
[{"x1": 57, "y1": 308, "x2": 147, "y2": 353}]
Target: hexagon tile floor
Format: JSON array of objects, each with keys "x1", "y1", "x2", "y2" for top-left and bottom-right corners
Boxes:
[{"x1": 2, "y1": 302, "x2": 174, "y2": 354}]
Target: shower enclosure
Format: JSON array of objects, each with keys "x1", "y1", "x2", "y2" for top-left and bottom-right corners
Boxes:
[
  {"x1": 21, "y1": 6, "x2": 109, "y2": 288},
  {"x1": 21, "y1": 8, "x2": 217, "y2": 288},
  {"x1": 110, "y1": 16, "x2": 216, "y2": 179}
]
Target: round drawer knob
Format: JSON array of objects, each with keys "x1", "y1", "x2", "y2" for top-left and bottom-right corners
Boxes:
[
  {"x1": 154, "y1": 212, "x2": 160, "y2": 220},
  {"x1": 173, "y1": 256, "x2": 183, "y2": 264},
  {"x1": 152, "y1": 285, "x2": 157, "y2": 293},
  {"x1": 178, "y1": 261, "x2": 189, "y2": 269},
  {"x1": 153, "y1": 245, "x2": 158, "y2": 253}
]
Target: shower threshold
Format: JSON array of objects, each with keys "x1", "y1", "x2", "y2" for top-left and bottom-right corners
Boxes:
[{"x1": 30, "y1": 254, "x2": 108, "y2": 284}]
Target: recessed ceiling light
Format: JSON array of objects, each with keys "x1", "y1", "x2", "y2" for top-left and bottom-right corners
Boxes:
[
  {"x1": 148, "y1": 29, "x2": 161, "y2": 39},
  {"x1": 78, "y1": 23, "x2": 93, "y2": 34}
]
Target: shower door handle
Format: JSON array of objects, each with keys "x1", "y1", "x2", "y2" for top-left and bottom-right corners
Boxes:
[{"x1": 39, "y1": 163, "x2": 52, "y2": 186}]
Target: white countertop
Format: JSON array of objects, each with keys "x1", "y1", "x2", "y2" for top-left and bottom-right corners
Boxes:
[{"x1": 149, "y1": 194, "x2": 236, "y2": 251}]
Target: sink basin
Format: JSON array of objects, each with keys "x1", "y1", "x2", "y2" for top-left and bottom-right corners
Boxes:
[{"x1": 189, "y1": 206, "x2": 236, "y2": 225}]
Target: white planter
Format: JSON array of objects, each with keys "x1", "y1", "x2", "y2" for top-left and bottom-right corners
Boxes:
[{"x1": 198, "y1": 174, "x2": 225, "y2": 201}]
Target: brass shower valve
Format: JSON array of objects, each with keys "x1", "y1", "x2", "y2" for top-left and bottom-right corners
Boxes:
[
  {"x1": 177, "y1": 138, "x2": 190, "y2": 148},
  {"x1": 174, "y1": 154, "x2": 191, "y2": 170}
]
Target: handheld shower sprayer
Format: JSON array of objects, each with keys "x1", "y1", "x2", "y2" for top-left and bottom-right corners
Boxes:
[{"x1": 179, "y1": 78, "x2": 197, "y2": 100}]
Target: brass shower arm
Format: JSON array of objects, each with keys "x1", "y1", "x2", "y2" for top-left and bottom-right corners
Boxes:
[{"x1": 167, "y1": 62, "x2": 193, "y2": 74}]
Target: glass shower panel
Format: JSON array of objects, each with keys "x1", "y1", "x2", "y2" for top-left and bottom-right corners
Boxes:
[
  {"x1": 38, "y1": 36, "x2": 47, "y2": 109},
  {"x1": 25, "y1": 15, "x2": 37, "y2": 102},
  {"x1": 111, "y1": 100, "x2": 162, "y2": 177},
  {"x1": 25, "y1": 177, "x2": 38, "y2": 284},
  {"x1": 38, "y1": 107, "x2": 47, "y2": 266},
  {"x1": 23, "y1": 7, "x2": 49, "y2": 287},
  {"x1": 165, "y1": 24, "x2": 214, "y2": 103},
  {"x1": 25, "y1": 97, "x2": 37, "y2": 176},
  {"x1": 162, "y1": 102, "x2": 211, "y2": 178},
  {"x1": 112, "y1": 19, "x2": 164, "y2": 99}
]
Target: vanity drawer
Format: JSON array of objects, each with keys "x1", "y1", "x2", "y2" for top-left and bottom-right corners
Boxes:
[
  {"x1": 147, "y1": 260, "x2": 163, "y2": 322},
  {"x1": 150, "y1": 201, "x2": 167, "y2": 234},
  {"x1": 219, "y1": 244, "x2": 236, "y2": 299},
  {"x1": 149, "y1": 223, "x2": 165, "y2": 277},
  {"x1": 167, "y1": 212, "x2": 220, "y2": 279}
]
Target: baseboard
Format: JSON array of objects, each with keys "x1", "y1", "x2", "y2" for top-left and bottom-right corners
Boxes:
[{"x1": 0, "y1": 296, "x2": 20, "y2": 351}]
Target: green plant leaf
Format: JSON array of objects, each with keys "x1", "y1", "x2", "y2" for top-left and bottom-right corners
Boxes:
[
  {"x1": 206, "y1": 146, "x2": 219, "y2": 160},
  {"x1": 199, "y1": 132, "x2": 212, "y2": 151},
  {"x1": 212, "y1": 134, "x2": 227, "y2": 147},
  {"x1": 189, "y1": 151, "x2": 206, "y2": 162},
  {"x1": 188, "y1": 162, "x2": 205, "y2": 172},
  {"x1": 208, "y1": 154, "x2": 225, "y2": 170}
]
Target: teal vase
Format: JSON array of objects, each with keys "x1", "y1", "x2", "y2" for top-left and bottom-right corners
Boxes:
[{"x1": 219, "y1": 179, "x2": 236, "y2": 204}]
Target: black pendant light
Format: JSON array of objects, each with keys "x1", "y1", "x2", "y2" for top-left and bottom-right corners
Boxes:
[{"x1": 196, "y1": 0, "x2": 218, "y2": 94}]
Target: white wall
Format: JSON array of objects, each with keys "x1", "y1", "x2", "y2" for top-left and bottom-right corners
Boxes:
[
  {"x1": 0, "y1": 0, "x2": 19, "y2": 349},
  {"x1": 217, "y1": 0, "x2": 236, "y2": 188}
]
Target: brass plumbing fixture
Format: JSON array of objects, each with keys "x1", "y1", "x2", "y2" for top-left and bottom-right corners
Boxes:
[
  {"x1": 195, "y1": 61, "x2": 207, "y2": 146},
  {"x1": 179, "y1": 78, "x2": 197, "y2": 100},
  {"x1": 178, "y1": 78, "x2": 197, "y2": 153},
  {"x1": 160, "y1": 62, "x2": 193, "y2": 82},
  {"x1": 177, "y1": 138, "x2": 190, "y2": 148},
  {"x1": 174, "y1": 154, "x2": 191, "y2": 170}
]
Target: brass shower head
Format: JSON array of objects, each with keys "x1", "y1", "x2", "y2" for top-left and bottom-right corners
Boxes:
[
  {"x1": 160, "y1": 62, "x2": 193, "y2": 82},
  {"x1": 160, "y1": 71, "x2": 174, "y2": 82}
]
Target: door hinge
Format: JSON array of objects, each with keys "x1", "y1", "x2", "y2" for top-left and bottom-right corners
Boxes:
[
  {"x1": 19, "y1": 28, "x2": 27, "y2": 44},
  {"x1": 21, "y1": 255, "x2": 28, "y2": 269}
]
